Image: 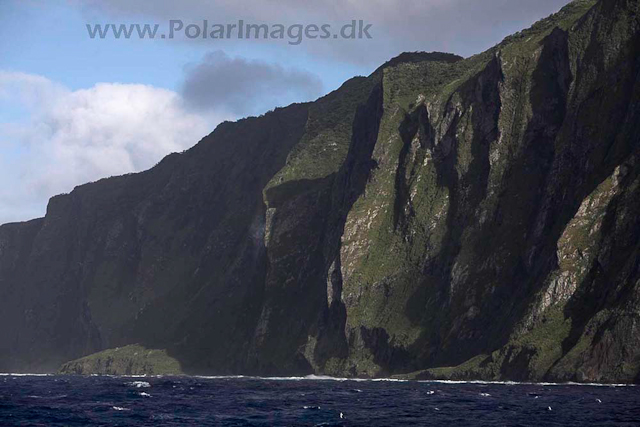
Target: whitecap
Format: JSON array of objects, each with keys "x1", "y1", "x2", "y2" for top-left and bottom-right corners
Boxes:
[
  {"x1": 171, "y1": 374, "x2": 636, "y2": 387},
  {"x1": 112, "y1": 406, "x2": 130, "y2": 411},
  {"x1": 0, "y1": 373, "x2": 51, "y2": 377},
  {"x1": 139, "y1": 392, "x2": 151, "y2": 397},
  {"x1": 194, "y1": 375, "x2": 248, "y2": 380},
  {"x1": 28, "y1": 394, "x2": 67, "y2": 399},
  {"x1": 415, "y1": 379, "x2": 634, "y2": 387},
  {"x1": 128, "y1": 381, "x2": 151, "y2": 388}
]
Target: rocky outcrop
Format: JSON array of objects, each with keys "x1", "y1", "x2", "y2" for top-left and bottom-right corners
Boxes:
[
  {"x1": 59, "y1": 344, "x2": 182, "y2": 376},
  {"x1": 1, "y1": 0, "x2": 639, "y2": 383}
]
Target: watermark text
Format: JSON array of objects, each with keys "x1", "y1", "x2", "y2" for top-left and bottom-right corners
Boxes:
[{"x1": 86, "y1": 20, "x2": 373, "y2": 45}]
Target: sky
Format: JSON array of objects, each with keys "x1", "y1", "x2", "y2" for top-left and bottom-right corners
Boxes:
[{"x1": 0, "y1": 0, "x2": 572, "y2": 225}]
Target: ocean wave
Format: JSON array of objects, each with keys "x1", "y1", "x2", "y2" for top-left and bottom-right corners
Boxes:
[
  {"x1": 127, "y1": 381, "x2": 151, "y2": 388},
  {"x1": 0, "y1": 373, "x2": 51, "y2": 377},
  {"x1": 3, "y1": 372, "x2": 633, "y2": 387},
  {"x1": 193, "y1": 374, "x2": 635, "y2": 387}
]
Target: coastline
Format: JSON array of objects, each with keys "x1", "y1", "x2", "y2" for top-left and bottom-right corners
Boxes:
[{"x1": 1, "y1": 372, "x2": 636, "y2": 387}]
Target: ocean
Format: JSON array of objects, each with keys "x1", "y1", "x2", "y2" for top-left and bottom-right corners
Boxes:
[{"x1": 0, "y1": 374, "x2": 637, "y2": 426}]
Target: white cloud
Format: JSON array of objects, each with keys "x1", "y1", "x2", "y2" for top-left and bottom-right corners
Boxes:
[
  {"x1": 0, "y1": 71, "x2": 226, "y2": 225},
  {"x1": 0, "y1": 71, "x2": 67, "y2": 108}
]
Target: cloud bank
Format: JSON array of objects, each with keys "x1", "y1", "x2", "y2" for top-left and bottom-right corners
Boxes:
[
  {"x1": 0, "y1": 71, "x2": 219, "y2": 224},
  {"x1": 0, "y1": 47, "x2": 324, "y2": 225}
]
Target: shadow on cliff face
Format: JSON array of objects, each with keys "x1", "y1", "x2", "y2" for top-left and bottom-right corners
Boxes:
[
  {"x1": 546, "y1": 7, "x2": 640, "y2": 380},
  {"x1": 121, "y1": 104, "x2": 312, "y2": 375},
  {"x1": 462, "y1": 15, "x2": 637, "y2": 380},
  {"x1": 484, "y1": 27, "x2": 573, "y2": 374},
  {"x1": 353, "y1": 0, "x2": 640, "y2": 380},
  {"x1": 368, "y1": 19, "x2": 627, "y2": 375},
  {"x1": 405, "y1": 3, "x2": 640, "y2": 380},
  {"x1": 553, "y1": 157, "x2": 640, "y2": 381},
  {"x1": 245, "y1": 174, "x2": 337, "y2": 375},
  {"x1": 238, "y1": 80, "x2": 385, "y2": 375},
  {"x1": 312, "y1": 81, "x2": 385, "y2": 373},
  {"x1": 334, "y1": 53, "x2": 503, "y2": 375},
  {"x1": 365, "y1": 53, "x2": 502, "y2": 374}
]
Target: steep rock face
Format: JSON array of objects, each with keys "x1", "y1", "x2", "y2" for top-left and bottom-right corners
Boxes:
[{"x1": 1, "y1": 0, "x2": 639, "y2": 382}]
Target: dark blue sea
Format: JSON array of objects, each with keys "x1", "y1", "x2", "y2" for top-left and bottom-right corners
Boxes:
[{"x1": 0, "y1": 374, "x2": 638, "y2": 426}]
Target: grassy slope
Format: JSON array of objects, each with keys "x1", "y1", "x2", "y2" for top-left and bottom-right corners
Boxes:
[{"x1": 59, "y1": 345, "x2": 183, "y2": 376}]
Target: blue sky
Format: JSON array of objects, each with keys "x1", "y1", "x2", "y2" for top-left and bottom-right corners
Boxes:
[
  {"x1": 0, "y1": 1, "x2": 361, "y2": 94},
  {"x1": 0, "y1": 0, "x2": 572, "y2": 224}
]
